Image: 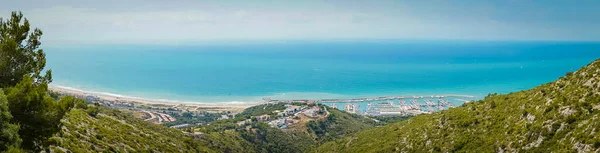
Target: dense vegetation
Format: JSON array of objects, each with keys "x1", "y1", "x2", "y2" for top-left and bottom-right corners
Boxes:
[
  {"x1": 318, "y1": 59, "x2": 600, "y2": 152},
  {"x1": 370, "y1": 115, "x2": 413, "y2": 126},
  {"x1": 162, "y1": 111, "x2": 227, "y2": 127},
  {"x1": 47, "y1": 107, "x2": 215, "y2": 152},
  {"x1": 0, "y1": 90, "x2": 20, "y2": 151},
  {"x1": 192, "y1": 103, "x2": 379, "y2": 153},
  {"x1": 0, "y1": 11, "x2": 51, "y2": 88},
  {"x1": 237, "y1": 103, "x2": 288, "y2": 117},
  {"x1": 0, "y1": 11, "x2": 75, "y2": 152},
  {"x1": 306, "y1": 108, "x2": 378, "y2": 143},
  {"x1": 236, "y1": 123, "x2": 316, "y2": 153}
]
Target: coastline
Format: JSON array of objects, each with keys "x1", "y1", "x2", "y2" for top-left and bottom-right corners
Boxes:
[
  {"x1": 48, "y1": 84, "x2": 481, "y2": 116},
  {"x1": 48, "y1": 85, "x2": 256, "y2": 113}
]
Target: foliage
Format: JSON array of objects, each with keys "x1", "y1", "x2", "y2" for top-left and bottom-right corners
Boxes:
[
  {"x1": 237, "y1": 103, "x2": 287, "y2": 118},
  {"x1": 47, "y1": 106, "x2": 215, "y2": 152},
  {"x1": 0, "y1": 89, "x2": 21, "y2": 151},
  {"x1": 162, "y1": 112, "x2": 226, "y2": 127},
  {"x1": 306, "y1": 107, "x2": 377, "y2": 143},
  {"x1": 240, "y1": 123, "x2": 316, "y2": 153},
  {"x1": 318, "y1": 59, "x2": 600, "y2": 152},
  {"x1": 370, "y1": 115, "x2": 412, "y2": 126},
  {"x1": 74, "y1": 98, "x2": 88, "y2": 109},
  {"x1": 195, "y1": 121, "x2": 316, "y2": 153},
  {"x1": 4, "y1": 77, "x2": 74, "y2": 151},
  {"x1": 86, "y1": 106, "x2": 99, "y2": 117},
  {"x1": 0, "y1": 11, "x2": 65, "y2": 152},
  {"x1": 195, "y1": 130, "x2": 256, "y2": 153},
  {"x1": 191, "y1": 103, "x2": 382, "y2": 152},
  {"x1": 0, "y1": 11, "x2": 51, "y2": 88},
  {"x1": 3, "y1": 146, "x2": 26, "y2": 153}
]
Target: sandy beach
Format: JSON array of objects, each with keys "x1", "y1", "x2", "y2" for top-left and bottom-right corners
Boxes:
[{"x1": 48, "y1": 85, "x2": 256, "y2": 113}]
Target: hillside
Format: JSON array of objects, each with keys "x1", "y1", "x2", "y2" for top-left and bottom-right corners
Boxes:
[
  {"x1": 318, "y1": 59, "x2": 600, "y2": 152},
  {"x1": 42, "y1": 99, "x2": 389, "y2": 153},
  {"x1": 193, "y1": 103, "x2": 384, "y2": 153},
  {"x1": 46, "y1": 107, "x2": 215, "y2": 152},
  {"x1": 306, "y1": 107, "x2": 378, "y2": 143}
]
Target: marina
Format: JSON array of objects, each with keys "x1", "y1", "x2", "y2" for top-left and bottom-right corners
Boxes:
[{"x1": 262, "y1": 95, "x2": 475, "y2": 116}]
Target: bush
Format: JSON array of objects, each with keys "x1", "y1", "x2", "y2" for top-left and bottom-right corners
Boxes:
[
  {"x1": 4, "y1": 147, "x2": 26, "y2": 153},
  {"x1": 0, "y1": 89, "x2": 22, "y2": 151},
  {"x1": 87, "y1": 106, "x2": 99, "y2": 117},
  {"x1": 75, "y1": 99, "x2": 88, "y2": 109}
]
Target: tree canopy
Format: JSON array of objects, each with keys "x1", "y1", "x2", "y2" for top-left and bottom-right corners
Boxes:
[
  {"x1": 0, "y1": 11, "x2": 51, "y2": 88},
  {"x1": 0, "y1": 89, "x2": 21, "y2": 151},
  {"x1": 4, "y1": 76, "x2": 74, "y2": 151},
  {"x1": 0, "y1": 11, "x2": 73, "y2": 152}
]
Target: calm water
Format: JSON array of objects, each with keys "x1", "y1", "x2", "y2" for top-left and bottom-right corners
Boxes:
[{"x1": 45, "y1": 41, "x2": 600, "y2": 104}]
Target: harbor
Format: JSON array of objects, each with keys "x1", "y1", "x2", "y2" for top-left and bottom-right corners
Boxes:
[{"x1": 262, "y1": 94, "x2": 476, "y2": 116}]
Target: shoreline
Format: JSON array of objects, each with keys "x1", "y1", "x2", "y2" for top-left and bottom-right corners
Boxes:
[
  {"x1": 49, "y1": 84, "x2": 477, "y2": 102},
  {"x1": 48, "y1": 84, "x2": 478, "y2": 114},
  {"x1": 48, "y1": 85, "x2": 257, "y2": 113}
]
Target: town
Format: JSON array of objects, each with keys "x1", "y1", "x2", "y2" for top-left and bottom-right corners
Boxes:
[
  {"x1": 264, "y1": 95, "x2": 472, "y2": 116},
  {"x1": 54, "y1": 89, "x2": 472, "y2": 128},
  {"x1": 236, "y1": 104, "x2": 327, "y2": 129}
]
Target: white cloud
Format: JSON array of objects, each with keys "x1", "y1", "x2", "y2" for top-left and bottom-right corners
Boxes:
[
  {"x1": 23, "y1": 6, "x2": 413, "y2": 44},
  {"x1": 1, "y1": 1, "x2": 598, "y2": 45}
]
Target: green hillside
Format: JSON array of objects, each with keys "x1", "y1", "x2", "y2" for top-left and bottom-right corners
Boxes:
[
  {"x1": 317, "y1": 59, "x2": 600, "y2": 152},
  {"x1": 41, "y1": 99, "x2": 390, "y2": 153},
  {"x1": 306, "y1": 107, "x2": 378, "y2": 143},
  {"x1": 193, "y1": 103, "x2": 384, "y2": 153},
  {"x1": 46, "y1": 107, "x2": 215, "y2": 153}
]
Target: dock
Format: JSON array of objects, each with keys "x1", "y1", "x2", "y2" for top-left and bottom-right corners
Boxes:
[
  {"x1": 263, "y1": 94, "x2": 474, "y2": 116},
  {"x1": 264, "y1": 94, "x2": 474, "y2": 103}
]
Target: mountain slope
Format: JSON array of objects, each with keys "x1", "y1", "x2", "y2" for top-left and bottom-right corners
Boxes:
[
  {"x1": 318, "y1": 59, "x2": 600, "y2": 152},
  {"x1": 45, "y1": 100, "x2": 384, "y2": 152},
  {"x1": 194, "y1": 103, "x2": 381, "y2": 153},
  {"x1": 47, "y1": 108, "x2": 215, "y2": 153},
  {"x1": 307, "y1": 107, "x2": 378, "y2": 143}
]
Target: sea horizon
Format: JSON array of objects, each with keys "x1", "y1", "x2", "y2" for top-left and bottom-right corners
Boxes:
[{"x1": 45, "y1": 40, "x2": 600, "y2": 105}]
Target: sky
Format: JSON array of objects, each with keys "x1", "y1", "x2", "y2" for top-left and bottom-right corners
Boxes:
[{"x1": 1, "y1": 0, "x2": 599, "y2": 44}]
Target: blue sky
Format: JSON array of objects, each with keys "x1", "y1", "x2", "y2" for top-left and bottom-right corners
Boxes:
[{"x1": 1, "y1": 0, "x2": 599, "y2": 44}]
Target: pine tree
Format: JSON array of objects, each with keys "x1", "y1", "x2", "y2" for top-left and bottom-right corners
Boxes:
[{"x1": 0, "y1": 11, "x2": 52, "y2": 88}]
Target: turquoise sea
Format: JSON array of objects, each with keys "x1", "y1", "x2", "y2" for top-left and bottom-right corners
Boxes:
[{"x1": 45, "y1": 40, "x2": 600, "y2": 105}]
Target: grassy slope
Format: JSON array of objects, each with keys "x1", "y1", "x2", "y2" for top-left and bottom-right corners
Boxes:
[
  {"x1": 318, "y1": 59, "x2": 600, "y2": 152},
  {"x1": 47, "y1": 108, "x2": 215, "y2": 153},
  {"x1": 195, "y1": 130, "x2": 256, "y2": 153},
  {"x1": 307, "y1": 107, "x2": 378, "y2": 143}
]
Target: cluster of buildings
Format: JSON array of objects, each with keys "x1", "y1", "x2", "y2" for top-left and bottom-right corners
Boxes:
[
  {"x1": 264, "y1": 95, "x2": 471, "y2": 117},
  {"x1": 323, "y1": 98, "x2": 459, "y2": 116},
  {"x1": 236, "y1": 104, "x2": 325, "y2": 129},
  {"x1": 343, "y1": 104, "x2": 359, "y2": 114},
  {"x1": 269, "y1": 105, "x2": 324, "y2": 129},
  {"x1": 142, "y1": 110, "x2": 176, "y2": 124},
  {"x1": 267, "y1": 118, "x2": 294, "y2": 129},
  {"x1": 100, "y1": 100, "x2": 136, "y2": 108},
  {"x1": 363, "y1": 99, "x2": 458, "y2": 116},
  {"x1": 328, "y1": 103, "x2": 360, "y2": 114}
]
